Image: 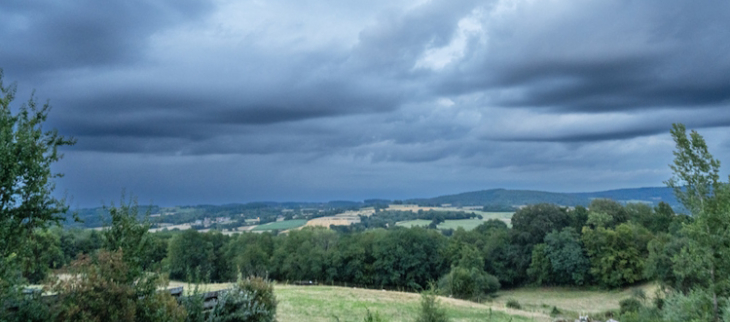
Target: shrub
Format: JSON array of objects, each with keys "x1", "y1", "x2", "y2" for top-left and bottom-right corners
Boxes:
[
  {"x1": 51, "y1": 250, "x2": 185, "y2": 322},
  {"x1": 180, "y1": 291, "x2": 206, "y2": 322},
  {"x1": 415, "y1": 288, "x2": 449, "y2": 322},
  {"x1": 506, "y1": 299, "x2": 521, "y2": 310},
  {"x1": 208, "y1": 276, "x2": 277, "y2": 322},
  {"x1": 550, "y1": 306, "x2": 561, "y2": 317},
  {"x1": 4, "y1": 292, "x2": 53, "y2": 322},
  {"x1": 619, "y1": 298, "x2": 642, "y2": 314},
  {"x1": 439, "y1": 266, "x2": 499, "y2": 302}
]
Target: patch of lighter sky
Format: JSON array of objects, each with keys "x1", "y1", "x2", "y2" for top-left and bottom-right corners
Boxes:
[
  {"x1": 413, "y1": 9, "x2": 485, "y2": 71},
  {"x1": 436, "y1": 97, "x2": 455, "y2": 107},
  {"x1": 471, "y1": 109, "x2": 639, "y2": 140}
]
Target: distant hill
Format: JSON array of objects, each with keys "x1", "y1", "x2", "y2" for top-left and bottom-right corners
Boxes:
[
  {"x1": 407, "y1": 189, "x2": 590, "y2": 208},
  {"x1": 407, "y1": 187, "x2": 679, "y2": 210}
]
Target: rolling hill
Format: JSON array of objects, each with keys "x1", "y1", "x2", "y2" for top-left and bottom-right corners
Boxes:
[{"x1": 407, "y1": 187, "x2": 679, "y2": 209}]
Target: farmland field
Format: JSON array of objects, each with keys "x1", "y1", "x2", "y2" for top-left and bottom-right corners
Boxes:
[
  {"x1": 305, "y1": 216, "x2": 360, "y2": 228},
  {"x1": 252, "y1": 219, "x2": 308, "y2": 231},
  {"x1": 396, "y1": 216, "x2": 512, "y2": 231}
]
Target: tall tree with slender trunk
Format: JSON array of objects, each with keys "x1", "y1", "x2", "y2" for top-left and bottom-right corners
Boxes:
[{"x1": 665, "y1": 123, "x2": 730, "y2": 321}]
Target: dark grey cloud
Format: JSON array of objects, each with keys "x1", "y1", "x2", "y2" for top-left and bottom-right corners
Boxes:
[
  {"x1": 3, "y1": 0, "x2": 730, "y2": 206},
  {"x1": 0, "y1": 0, "x2": 213, "y2": 76}
]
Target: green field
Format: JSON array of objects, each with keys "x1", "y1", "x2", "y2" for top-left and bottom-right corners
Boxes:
[
  {"x1": 275, "y1": 285, "x2": 542, "y2": 322},
  {"x1": 396, "y1": 219, "x2": 484, "y2": 230},
  {"x1": 492, "y1": 283, "x2": 657, "y2": 316},
  {"x1": 164, "y1": 281, "x2": 647, "y2": 321},
  {"x1": 252, "y1": 219, "x2": 308, "y2": 231},
  {"x1": 395, "y1": 215, "x2": 512, "y2": 231}
]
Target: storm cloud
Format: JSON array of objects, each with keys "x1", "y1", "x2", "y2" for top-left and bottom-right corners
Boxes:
[{"x1": 2, "y1": 0, "x2": 729, "y2": 206}]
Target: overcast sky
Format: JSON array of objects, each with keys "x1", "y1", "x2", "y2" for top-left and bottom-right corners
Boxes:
[{"x1": 2, "y1": 0, "x2": 730, "y2": 207}]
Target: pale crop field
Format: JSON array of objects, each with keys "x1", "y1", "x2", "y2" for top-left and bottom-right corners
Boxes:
[{"x1": 305, "y1": 216, "x2": 361, "y2": 228}]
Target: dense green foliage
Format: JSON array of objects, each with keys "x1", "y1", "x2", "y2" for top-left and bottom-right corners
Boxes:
[
  {"x1": 207, "y1": 277, "x2": 277, "y2": 322},
  {"x1": 0, "y1": 69, "x2": 75, "y2": 300},
  {"x1": 438, "y1": 245, "x2": 499, "y2": 301}
]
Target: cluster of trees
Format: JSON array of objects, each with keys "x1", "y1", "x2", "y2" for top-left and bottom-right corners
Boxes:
[{"x1": 155, "y1": 197, "x2": 679, "y2": 292}]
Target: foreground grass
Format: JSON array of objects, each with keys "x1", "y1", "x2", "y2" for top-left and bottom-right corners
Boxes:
[
  {"x1": 493, "y1": 283, "x2": 658, "y2": 317},
  {"x1": 275, "y1": 285, "x2": 545, "y2": 322},
  {"x1": 166, "y1": 282, "x2": 545, "y2": 321},
  {"x1": 252, "y1": 219, "x2": 308, "y2": 231}
]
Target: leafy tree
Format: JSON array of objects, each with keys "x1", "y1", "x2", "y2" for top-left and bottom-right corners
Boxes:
[
  {"x1": 269, "y1": 227, "x2": 339, "y2": 283},
  {"x1": 645, "y1": 233, "x2": 701, "y2": 293},
  {"x1": 569, "y1": 206, "x2": 589, "y2": 232},
  {"x1": 582, "y1": 223, "x2": 652, "y2": 288},
  {"x1": 665, "y1": 123, "x2": 730, "y2": 321},
  {"x1": 527, "y1": 244, "x2": 552, "y2": 285},
  {"x1": 0, "y1": 69, "x2": 75, "y2": 298},
  {"x1": 102, "y1": 197, "x2": 154, "y2": 282},
  {"x1": 369, "y1": 228, "x2": 447, "y2": 290},
  {"x1": 586, "y1": 211, "x2": 613, "y2": 228},
  {"x1": 168, "y1": 230, "x2": 216, "y2": 282},
  {"x1": 651, "y1": 202, "x2": 675, "y2": 234},
  {"x1": 226, "y1": 232, "x2": 275, "y2": 278},
  {"x1": 21, "y1": 228, "x2": 64, "y2": 283},
  {"x1": 439, "y1": 245, "x2": 499, "y2": 301},
  {"x1": 511, "y1": 203, "x2": 571, "y2": 246},
  {"x1": 543, "y1": 227, "x2": 590, "y2": 286},
  {"x1": 588, "y1": 199, "x2": 628, "y2": 227}
]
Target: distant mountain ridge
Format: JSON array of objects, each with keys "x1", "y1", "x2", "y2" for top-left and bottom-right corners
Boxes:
[{"x1": 406, "y1": 187, "x2": 679, "y2": 209}]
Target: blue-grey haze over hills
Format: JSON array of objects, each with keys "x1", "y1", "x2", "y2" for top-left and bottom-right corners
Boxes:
[{"x1": 2, "y1": 0, "x2": 730, "y2": 208}]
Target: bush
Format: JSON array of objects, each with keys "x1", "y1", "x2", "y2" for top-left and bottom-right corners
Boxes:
[
  {"x1": 439, "y1": 266, "x2": 499, "y2": 302},
  {"x1": 506, "y1": 299, "x2": 521, "y2": 310},
  {"x1": 619, "y1": 298, "x2": 642, "y2": 314},
  {"x1": 208, "y1": 276, "x2": 277, "y2": 322},
  {"x1": 4, "y1": 292, "x2": 53, "y2": 322},
  {"x1": 415, "y1": 288, "x2": 449, "y2": 322},
  {"x1": 180, "y1": 290, "x2": 206, "y2": 322},
  {"x1": 51, "y1": 250, "x2": 185, "y2": 322},
  {"x1": 550, "y1": 306, "x2": 561, "y2": 317}
]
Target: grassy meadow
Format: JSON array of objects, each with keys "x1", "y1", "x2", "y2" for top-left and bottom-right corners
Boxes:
[
  {"x1": 275, "y1": 285, "x2": 544, "y2": 322},
  {"x1": 396, "y1": 211, "x2": 513, "y2": 231},
  {"x1": 163, "y1": 281, "x2": 653, "y2": 322},
  {"x1": 492, "y1": 283, "x2": 658, "y2": 316},
  {"x1": 252, "y1": 219, "x2": 308, "y2": 231}
]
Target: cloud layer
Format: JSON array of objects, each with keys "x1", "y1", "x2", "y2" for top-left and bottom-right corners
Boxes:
[{"x1": 2, "y1": 0, "x2": 729, "y2": 206}]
